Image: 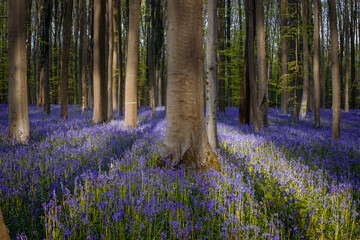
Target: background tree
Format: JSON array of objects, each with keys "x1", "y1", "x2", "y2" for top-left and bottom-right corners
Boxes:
[
  {"x1": 79, "y1": 0, "x2": 88, "y2": 113},
  {"x1": 328, "y1": 0, "x2": 341, "y2": 139},
  {"x1": 158, "y1": 0, "x2": 219, "y2": 170},
  {"x1": 93, "y1": 0, "x2": 107, "y2": 123},
  {"x1": 206, "y1": 0, "x2": 218, "y2": 148},
  {"x1": 300, "y1": 0, "x2": 310, "y2": 118},
  {"x1": 313, "y1": 0, "x2": 321, "y2": 127},
  {"x1": 43, "y1": 0, "x2": 51, "y2": 114},
  {"x1": 280, "y1": 0, "x2": 289, "y2": 114},
  {"x1": 8, "y1": 0, "x2": 30, "y2": 142},
  {"x1": 124, "y1": 0, "x2": 140, "y2": 128},
  {"x1": 218, "y1": 0, "x2": 226, "y2": 112},
  {"x1": 60, "y1": 0, "x2": 74, "y2": 119},
  {"x1": 107, "y1": 0, "x2": 114, "y2": 120}
]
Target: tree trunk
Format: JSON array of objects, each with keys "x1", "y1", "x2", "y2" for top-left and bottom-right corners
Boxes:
[
  {"x1": 206, "y1": 0, "x2": 218, "y2": 148},
  {"x1": 226, "y1": 0, "x2": 232, "y2": 107},
  {"x1": 218, "y1": 0, "x2": 226, "y2": 112},
  {"x1": 256, "y1": 0, "x2": 267, "y2": 128},
  {"x1": 350, "y1": 0, "x2": 357, "y2": 109},
  {"x1": 300, "y1": 0, "x2": 310, "y2": 118},
  {"x1": 246, "y1": 0, "x2": 259, "y2": 132},
  {"x1": 124, "y1": 0, "x2": 140, "y2": 127},
  {"x1": 43, "y1": 0, "x2": 51, "y2": 114},
  {"x1": 280, "y1": 0, "x2": 289, "y2": 114},
  {"x1": 328, "y1": 0, "x2": 341, "y2": 140},
  {"x1": 8, "y1": 0, "x2": 30, "y2": 143},
  {"x1": 79, "y1": 0, "x2": 88, "y2": 113},
  {"x1": 117, "y1": 0, "x2": 123, "y2": 115},
  {"x1": 313, "y1": 0, "x2": 321, "y2": 127},
  {"x1": 107, "y1": 0, "x2": 114, "y2": 120},
  {"x1": 148, "y1": 0, "x2": 156, "y2": 117},
  {"x1": 344, "y1": 0, "x2": 350, "y2": 112},
  {"x1": 158, "y1": 0, "x2": 219, "y2": 171},
  {"x1": 74, "y1": 0, "x2": 79, "y2": 105},
  {"x1": 0, "y1": 207, "x2": 10, "y2": 240},
  {"x1": 60, "y1": 0, "x2": 74, "y2": 119},
  {"x1": 93, "y1": 0, "x2": 107, "y2": 122}
]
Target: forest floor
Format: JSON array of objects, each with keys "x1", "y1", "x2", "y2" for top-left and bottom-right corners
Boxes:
[{"x1": 0, "y1": 104, "x2": 359, "y2": 239}]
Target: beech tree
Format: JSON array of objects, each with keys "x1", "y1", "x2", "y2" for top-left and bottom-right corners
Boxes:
[
  {"x1": 206, "y1": 0, "x2": 218, "y2": 148},
  {"x1": 328, "y1": 0, "x2": 341, "y2": 139},
  {"x1": 124, "y1": 0, "x2": 140, "y2": 128},
  {"x1": 313, "y1": 0, "x2": 321, "y2": 127},
  {"x1": 93, "y1": 0, "x2": 107, "y2": 123},
  {"x1": 107, "y1": 0, "x2": 114, "y2": 120},
  {"x1": 8, "y1": 0, "x2": 30, "y2": 142},
  {"x1": 158, "y1": 0, "x2": 219, "y2": 170},
  {"x1": 280, "y1": 0, "x2": 289, "y2": 114}
]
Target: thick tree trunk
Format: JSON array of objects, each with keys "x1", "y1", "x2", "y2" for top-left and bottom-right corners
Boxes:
[
  {"x1": 313, "y1": 0, "x2": 321, "y2": 127},
  {"x1": 93, "y1": 0, "x2": 107, "y2": 122},
  {"x1": 60, "y1": 0, "x2": 74, "y2": 119},
  {"x1": 0, "y1": 207, "x2": 10, "y2": 240},
  {"x1": 124, "y1": 0, "x2": 140, "y2": 127},
  {"x1": 256, "y1": 0, "x2": 267, "y2": 128},
  {"x1": 328, "y1": 0, "x2": 341, "y2": 140},
  {"x1": 280, "y1": 0, "x2": 289, "y2": 114},
  {"x1": 218, "y1": 0, "x2": 226, "y2": 112},
  {"x1": 107, "y1": 0, "x2": 114, "y2": 120},
  {"x1": 300, "y1": 0, "x2": 310, "y2": 118},
  {"x1": 246, "y1": 0, "x2": 259, "y2": 132},
  {"x1": 8, "y1": 0, "x2": 30, "y2": 143},
  {"x1": 206, "y1": 0, "x2": 218, "y2": 148},
  {"x1": 158, "y1": 0, "x2": 219, "y2": 171}
]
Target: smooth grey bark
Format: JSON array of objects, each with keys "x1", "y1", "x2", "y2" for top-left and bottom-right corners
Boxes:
[
  {"x1": 0, "y1": 207, "x2": 10, "y2": 240},
  {"x1": 8, "y1": 0, "x2": 30, "y2": 143},
  {"x1": 300, "y1": 0, "x2": 310, "y2": 118},
  {"x1": 280, "y1": 0, "x2": 289, "y2": 114},
  {"x1": 313, "y1": 0, "x2": 321, "y2": 127},
  {"x1": 158, "y1": 0, "x2": 219, "y2": 171},
  {"x1": 124, "y1": 0, "x2": 140, "y2": 128},
  {"x1": 328, "y1": 0, "x2": 341, "y2": 140},
  {"x1": 117, "y1": 0, "x2": 123, "y2": 115},
  {"x1": 107, "y1": 0, "x2": 114, "y2": 120},
  {"x1": 256, "y1": 0, "x2": 267, "y2": 128},
  {"x1": 60, "y1": 0, "x2": 74, "y2": 119},
  {"x1": 93, "y1": 0, "x2": 107, "y2": 123},
  {"x1": 206, "y1": 0, "x2": 218, "y2": 148}
]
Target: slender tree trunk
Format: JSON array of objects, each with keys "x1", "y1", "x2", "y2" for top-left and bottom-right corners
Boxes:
[
  {"x1": 124, "y1": 0, "x2": 140, "y2": 127},
  {"x1": 117, "y1": 0, "x2": 123, "y2": 115},
  {"x1": 93, "y1": 0, "x2": 107, "y2": 122},
  {"x1": 35, "y1": 0, "x2": 40, "y2": 109},
  {"x1": 218, "y1": 0, "x2": 226, "y2": 112},
  {"x1": 350, "y1": 0, "x2": 357, "y2": 109},
  {"x1": 8, "y1": 0, "x2": 30, "y2": 143},
  {"x1": 313, "y1": 0, "x2": 321, "y2": 127},
  {"x1": 74, "y1": 0, "x2": 79, "y2": 105},
  {"x1": 148, "y1": 0, "x2": 156, "y2": 117},
  {"x1": 280, "y1": 0, "x2": 289, "y2": 114},
  {"x1": 43, "y1": 0, "x2": 52, "y2": 114},
  {"x1": 0, "y1": 207, "x2": 9, "y2": 240},
  {"x1": 328, "y1": 0, "x2": 341, "y2": 140},
  {"x1": 79, "y1": 0, "x2": 88, "y2": 113},
  {"x1": 256, "y1": 0, "x2": 267, "y2": 128},
  {"x1": 107, "y1": 0, "x2": 114, "y2": 120},
  {"x1": 60, "y1": 0, "x2": 74, "y2": 119},
  {"x1": 344, "y1": 0, "x2": 350, "y2": 112},
  {"x1": 300, "y1": 0, "x2": 310, "y2": 118},
  {"x1": 206, "y1": 0, "x2": 218, "y2": 148},
  {"x1": 226, "y1": 0, "x2": 232, "y2": 107},
  {"x1": 158, "y1": 0, "x2": 219, "y2": 171}
]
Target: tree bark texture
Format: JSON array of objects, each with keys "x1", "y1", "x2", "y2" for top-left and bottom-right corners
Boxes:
[
  {"x1": 8, "y1": 0, "x2": 30, "y2": 143},
  {"x1": 256, "y1": 0, "x2": 267, "y2": 128},
  {"x1": 79, "y1": 0, "x2": 88, "y2": 113},
  {"x1": 117, "y1": 0, "x2": 124, "y2": 115},
  {"x1": 218, "y1": 0, "x2": 226, "y2": 112},
  {"x1": 280, "y1": 0, "x2": 289, "y2": 114},
  {"x1": 93, "y1": 0, "x2": 107, "y2": 123},
  {"x1": 107, "y1": 0, "x2": 114, "y2": 120},
  {"x1": 300, "y1": 0, "x2": 310, "y2": 118},
  {"x1": 60, "y1": 0, "x2": 74, "y2": 119},
  {"x1": 159, "y1": 0, "x2": 219, "y2": 171},
  {"x1": 328, "y1": 0, "x2": 341, "y2": 140},
  {"x1": 124, "y1": 0, "x2": 140, "y2": 127},
  {"x1": 313, "y1": 0, "x2": 321, "y2": 127},
  {"x1": 206, "y1": 0, "x2": 218, "y2": 148},
  {"x1": 0, "y1": 207, "x2": 10, "y2": 240},
  {"x1": 344, "y1": 0, "x2": 350, "y2": 112}
]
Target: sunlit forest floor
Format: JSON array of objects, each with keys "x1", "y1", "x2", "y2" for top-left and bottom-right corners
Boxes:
[{"x1": 0, "y1": 104, "x2": 359, "y2": 239}]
